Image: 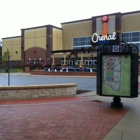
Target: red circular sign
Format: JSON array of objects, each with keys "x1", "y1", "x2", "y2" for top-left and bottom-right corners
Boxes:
[{"x1": 102, "y1": 16, "x2": 109, "y2": 23}]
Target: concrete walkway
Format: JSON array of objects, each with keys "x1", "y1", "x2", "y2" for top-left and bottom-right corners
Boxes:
[
  {"x1": 0, "y1": 91, "x2": 139, "y2": 140},
  {"x1": 78, "y1": 91, "x2": 140, "y2": 140}
]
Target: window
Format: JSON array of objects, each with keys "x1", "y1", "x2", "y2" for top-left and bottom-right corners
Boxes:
[
  {"x1": 131, "y1": 32, "x2": 140, "y2": 42},
  {"x1": 122, "y1": 32, "x2": 140, "y2": 42},
  {"x1": 122, "y1": 33, "x2": 131, "y2": 42},
  {"x1": 132, "y1": 32, "x2": 139, "y2": 37},
  {"x1": 26, "y1": 60, "x2": 29, "y2": 64},
  {"x1": 73, "y1": 36, "x2": 92, "y2": 48},
  {"x1": 122, "y1": 31, "x2": 140, "y2": 51}
]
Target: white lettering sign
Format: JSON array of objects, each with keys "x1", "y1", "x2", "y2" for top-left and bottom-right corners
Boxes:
[{"x1": 92, "y1": 32, "x2": 116, "y2": 43}]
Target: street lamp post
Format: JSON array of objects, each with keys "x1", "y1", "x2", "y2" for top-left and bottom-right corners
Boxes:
[{"x1": 8, "y1": 55, "x2": 10, "y2": 86}]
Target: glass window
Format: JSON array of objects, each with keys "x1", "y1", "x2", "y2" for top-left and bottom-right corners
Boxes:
[
  {"x1": 78, "y1": 61, "x2": 80, "y2": 64},
  {"x1": 73, "y1": 38, "x2": 76, "y2": 42},
  {"x1": 81, "y1": 37, "x2": 85, "y2": 42},
  {"x1": 132, "y1": 37, "x2": 140, "y2": 42},
  {"x1": 31, "y1": 61, "x2": 34, "y2": 64},
  {"x1": 78, "y1": 41, "x2": 81, "y2": 46},
  {"x1": 132, "y1": 32, "x2": 139, "y2": 37},
  {"x1": 26, "y1": 60, "x2": 29, "y2": 64},
  {"x1": 73, "y1": 36, "x2": 92, "y2": 48},
  {"x1": 88, "y1": 37, "x2": 92, "y2": 41},
  {"x1": 73, "y1": 42, "x2": 76, "y2": 46},
  {"x1": 76, "y1": 42, "x2": 79, "y2": 46},
  {"x1": 123, "y1": 38, "x2": 130, "y2": 42},
  {"x1": 85, "y1": 41, "x2": 88, "y2": 45},
  {"x1": 122, "y1": 33, "x2": 130, "y2": 38},
  {"x1": 122, "y1": 33, "x2": 131, "y2": 42},
  {"x1": 122, "y1": 31, "x2": 140, "y2": 43},
  {"x1": 81, "y1": 41, "x2": 85, "y2": 45},
  {"x1": 89, "y1": 61, "x2": 92, "y2": 65},
  {"x1": 78, "y1": 38, "x2": 81, "y2": 42}
]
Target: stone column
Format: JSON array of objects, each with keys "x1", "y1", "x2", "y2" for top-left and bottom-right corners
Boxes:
[
  {"x1": 64, "y1": 53, "x2": 66, "y2": 65},
  {"x1": 80, "y1": 52, "x2": 84, "y2": 66},
  {"x1": 62, "y1": 52, "x2": 67, "y2": 67},
  {"x1": 52, "y1": 53, "x2": 55, "y2": 65},
  {"x1": 80, "y1": 51, "x2": 85, "y2": 71}
]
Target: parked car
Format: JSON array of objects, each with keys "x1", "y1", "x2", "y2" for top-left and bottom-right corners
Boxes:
[
  {"x1": 44, "y1": 67, "x2": 62, "y2": 72},
  {"x1": 60, "y1": 67, "x2": 81, "y2": 72},
  {"x1": 44, "y1": 67, "x2": 96, "y2": 72},
  {"x1": 54, "y1": 67, "x2": 62, "y2": 71},
  {"x1": 92, "y1": 68, "x2": 97, "y2": 72},
  {"x1": 84, "y1": 68, "x2": 97, "y2": 72},
  {"x1": 43, "y1": 68, "x2": 51, "y2": 71}
]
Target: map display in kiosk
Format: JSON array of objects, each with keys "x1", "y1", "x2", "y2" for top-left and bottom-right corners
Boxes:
[{"x1": 102, "y1": 55, "x2": 131, "y2": 97}]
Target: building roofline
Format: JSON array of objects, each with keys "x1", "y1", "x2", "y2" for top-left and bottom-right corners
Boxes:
[
  {"x1": 61, "y1": 18, "x2": 92, "y2": 25},
  {"x1": 122, "y1": 10, "x2": 140, "y2": 15},
  {"x1": 61, "y1": 10, "x2": 140, "y2": 25},
  {"x1": 21, "y1": 24, "x2": 62, "y2": 30},
  {"x1": 61, "y1": 12, "x2": 122, "y2": 25},
  {"x1": 2, "y1": 36, "x2": 21, "y2": 40},
  {"x1": 92, "y1": 12, "x2": 121, "y2": 18}
]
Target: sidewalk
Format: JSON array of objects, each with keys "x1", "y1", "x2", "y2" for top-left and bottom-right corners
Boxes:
[
  {"x1": 81, "y1": 92, "x2": 140, "y2": 140},
  {"x1": 0, "y1": 91, "x2": 139, "y2": 140}
]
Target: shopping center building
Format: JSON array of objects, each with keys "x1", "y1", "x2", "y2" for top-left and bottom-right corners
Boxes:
[{"x1": 2, "y1": 10, "x2": 140, "y2": 69}]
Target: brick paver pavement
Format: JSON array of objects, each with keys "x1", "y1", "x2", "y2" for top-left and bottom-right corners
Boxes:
[{"x1": 0, "y1": 96, "x2": 128, "y2": 140}]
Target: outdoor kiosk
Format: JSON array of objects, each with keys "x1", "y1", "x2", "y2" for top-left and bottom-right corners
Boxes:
[{"x1": 97, "y1": 42, "x2": 138, "y2": 107}]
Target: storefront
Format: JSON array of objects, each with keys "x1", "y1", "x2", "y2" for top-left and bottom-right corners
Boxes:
[{"x1": 2, "y1": 10, "x2": 140, "y2": 69}]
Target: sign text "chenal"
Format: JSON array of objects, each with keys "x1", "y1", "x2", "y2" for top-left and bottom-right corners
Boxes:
[{"x1": 92, "y1": 32, "x2": 116, "y2": 43}]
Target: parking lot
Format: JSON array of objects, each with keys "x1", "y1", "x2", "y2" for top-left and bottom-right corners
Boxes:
[
  {"x1": 44, "y1": 67, "x2": 97, "y2": 72},
  {"x1": 0, "y1": 73, "x2": 97, "y2": 91}
]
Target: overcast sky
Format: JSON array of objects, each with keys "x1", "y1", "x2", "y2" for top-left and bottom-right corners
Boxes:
[{"x1": 0, "y1": 0, "x2": 139, "y2": 40}]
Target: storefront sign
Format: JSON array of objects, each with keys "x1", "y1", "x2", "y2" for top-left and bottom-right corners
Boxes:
[
  {"x1": 91, "y1": 15, "x2": 118, "y2": 45},
  {"x1": 92, "y1": 32, "x2": 116, "y2": 44},
  {"x1": 102, "y1": 16, "x2": 109, "y2": 36}
]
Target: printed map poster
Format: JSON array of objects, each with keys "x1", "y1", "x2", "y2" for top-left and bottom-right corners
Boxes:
[{"x1": 102, "y1": 55, "x2": 131, "y2": 96}]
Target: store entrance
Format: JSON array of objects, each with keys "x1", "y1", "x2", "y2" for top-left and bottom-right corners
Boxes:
[{"x1": 85, "y1": 60, "x2": 92, "y2": 66}]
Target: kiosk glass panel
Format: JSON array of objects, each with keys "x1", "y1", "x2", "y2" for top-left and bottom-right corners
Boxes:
[{"x1": 102, "y1": 54, "x2": 131, "y2": 96}]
